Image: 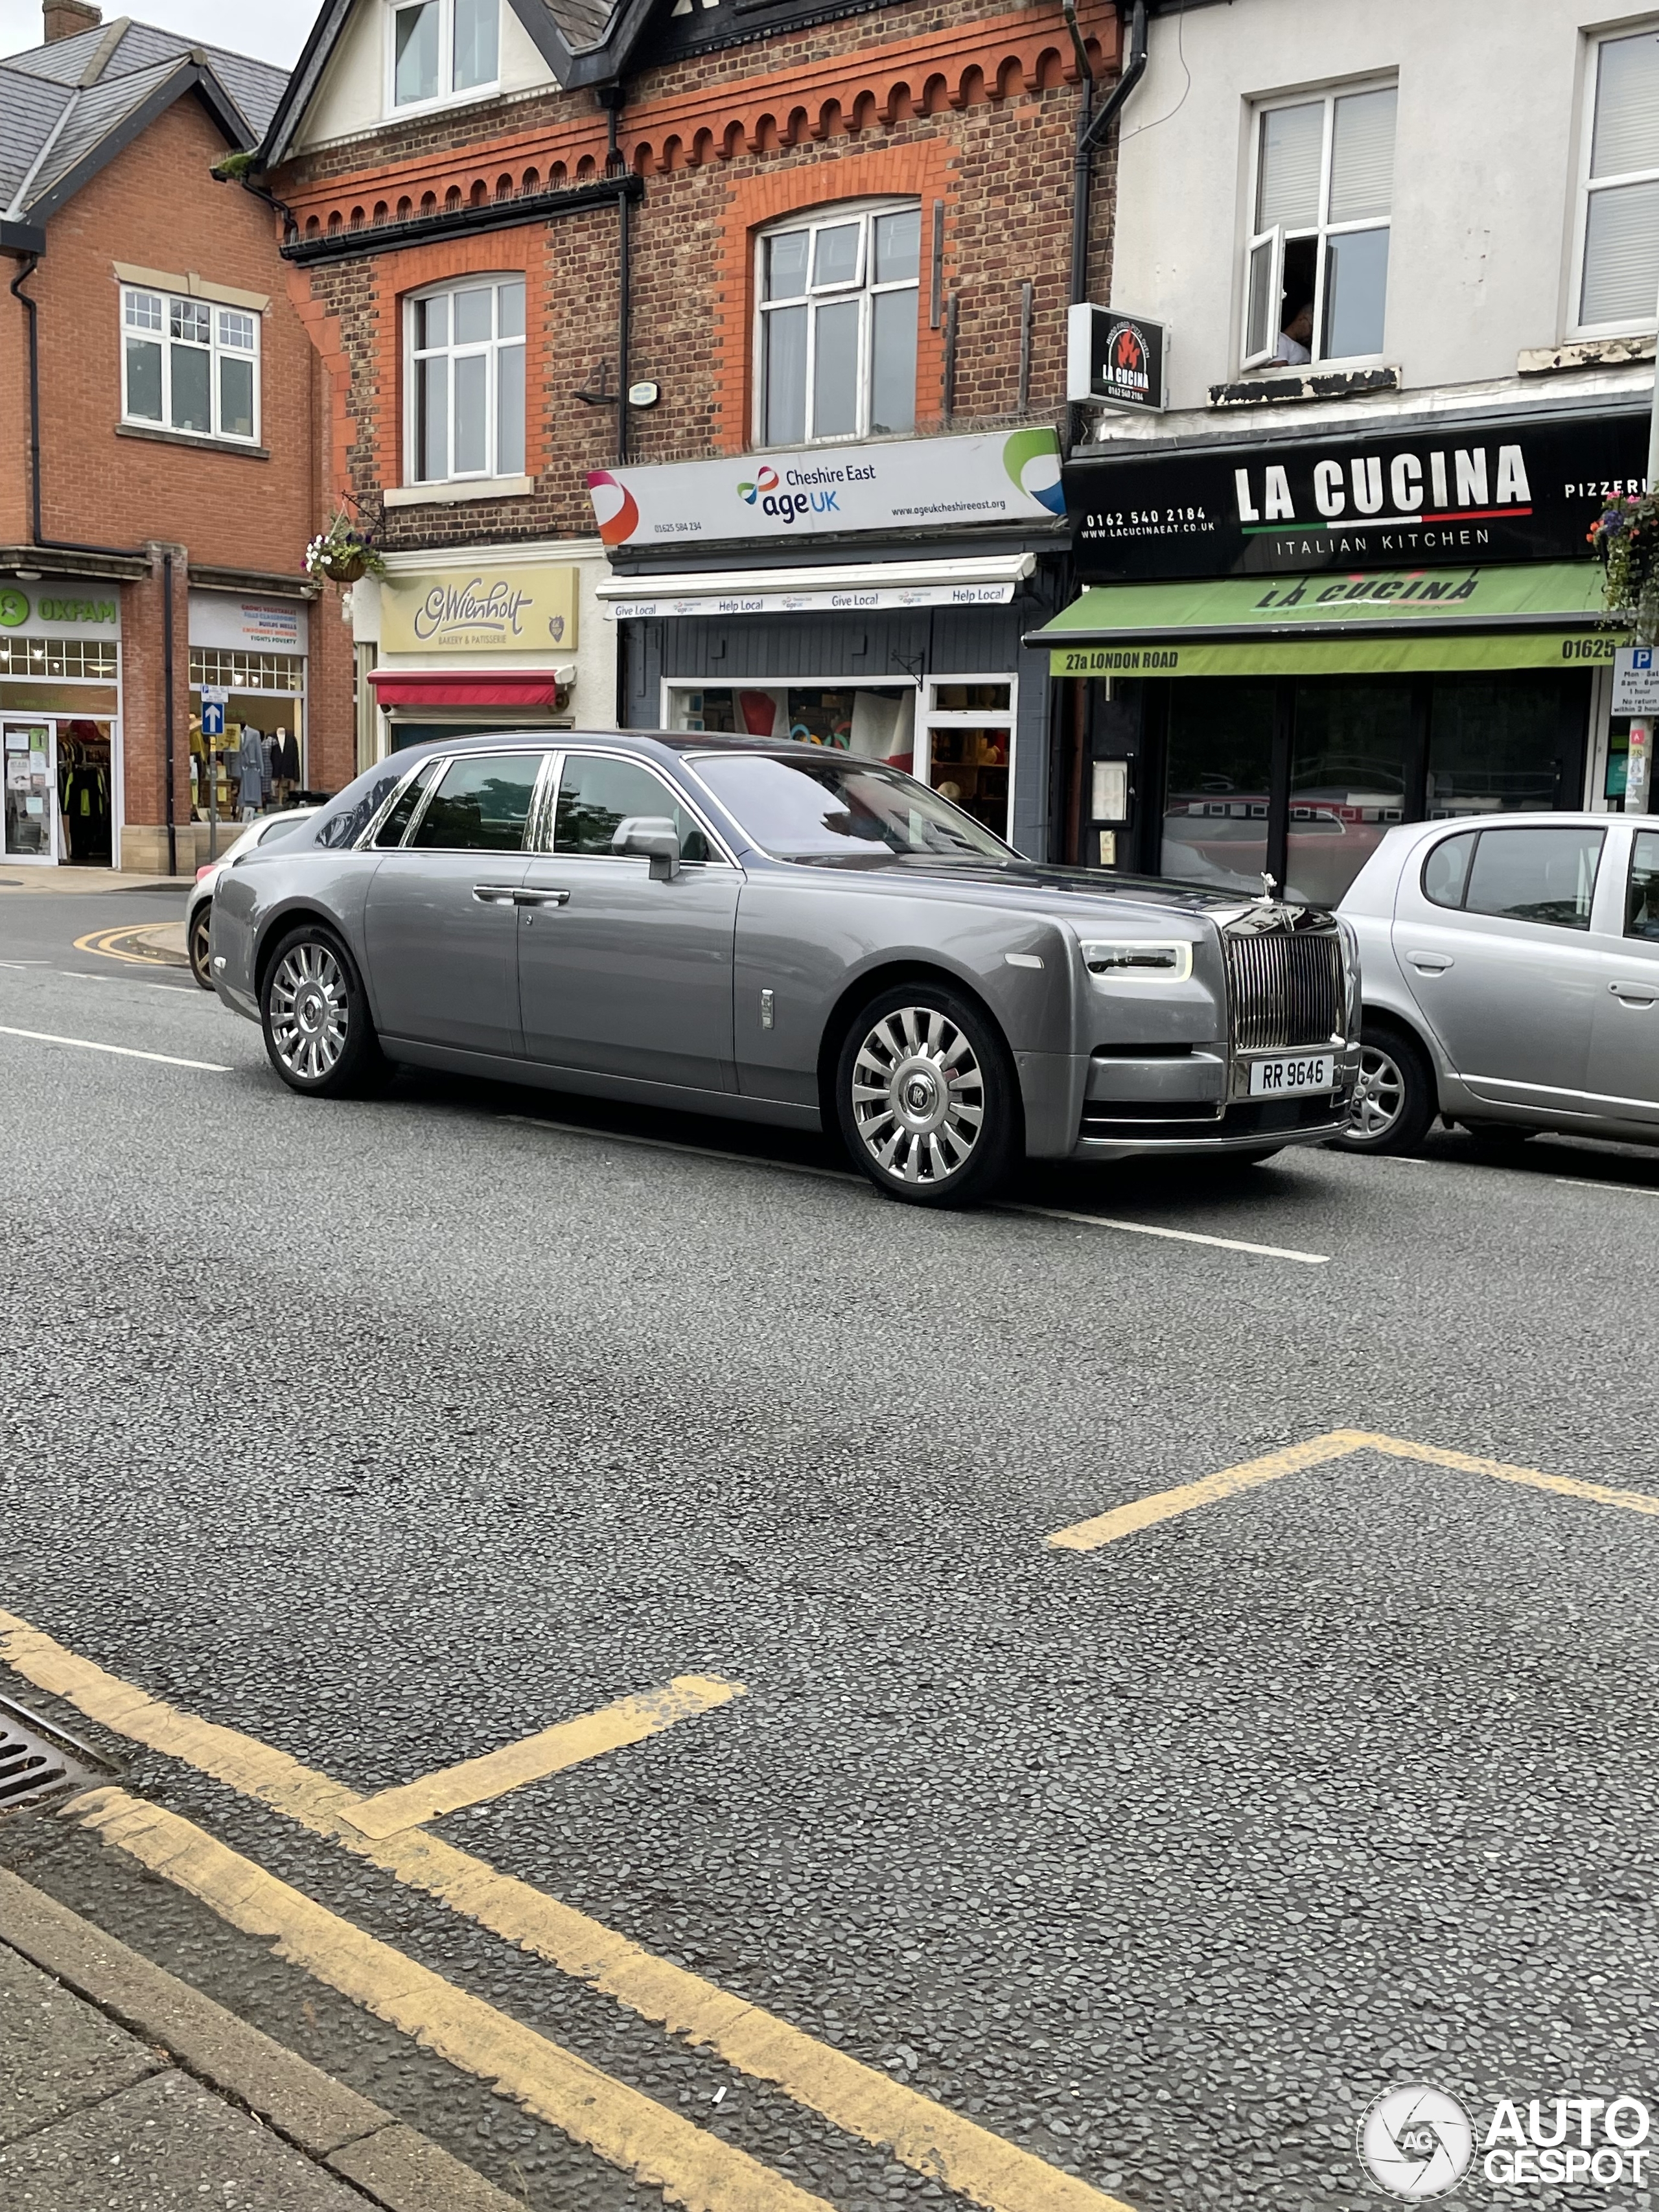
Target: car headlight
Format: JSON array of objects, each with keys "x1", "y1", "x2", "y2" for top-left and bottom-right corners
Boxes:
[{"x1": 1080, "y1": 939, "x2": 1193, "y2": 982}]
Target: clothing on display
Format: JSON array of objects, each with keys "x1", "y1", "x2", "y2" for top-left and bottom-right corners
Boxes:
[
  {"x1": 272, "y1": 729, "x2": 299, "y2": 783},
  {"x1": 56, "y1": 723, "x2": 113, "y2": 865},
  {"x1": 236, "y1": 723, "x2": 266, "y2": 811}
]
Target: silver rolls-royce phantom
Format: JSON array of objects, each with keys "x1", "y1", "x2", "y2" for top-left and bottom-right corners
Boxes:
[{"x1": 208, "y1": 732, "x2": 1360, "y2": 1207}]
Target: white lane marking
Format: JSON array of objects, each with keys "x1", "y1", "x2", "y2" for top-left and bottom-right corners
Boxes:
[
  {"x1": 0, "y1": 960, "x2": 49, "y2": 968},
  {"x1": 1363, "y1": 1152, "x2": 1659, "y2": 1199},
  {"x1": 0, "y1": 1025, "x2": 230, "y2": 1071},
  {"x1": 997, "y1": 1202, "x2": 1330, "y2": 1265},
  {"x1": 501, "y1": 1113, "x2": 1328, "y2": 1259},
  {"x1": 500, "y1": 1113, "x2": 856, "y2": 1182}
]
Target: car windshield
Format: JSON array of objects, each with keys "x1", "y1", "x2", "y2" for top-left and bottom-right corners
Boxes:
[{"x1": 697, "y1": 752, "x2": 1013, "y2": 862}]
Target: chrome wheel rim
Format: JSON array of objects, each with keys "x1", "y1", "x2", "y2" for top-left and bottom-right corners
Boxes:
[
  {"x1": 270, "y1": 942, "x2": 348, "y2": 1081},
  {"x1": 1349, "y1": 1043, "x2": 1404, "y2": 1141},
  {"x1": 850, "y1": 1006, "x2": 984, "y2": 1185}
]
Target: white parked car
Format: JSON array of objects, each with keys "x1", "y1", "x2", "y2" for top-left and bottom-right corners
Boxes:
[
  {"x1": 1336, "y1": 811, "x2": 1659, "y2": 1154},
  {"x1": 186, "y1": 809, "x2": 318, "y2": 989}
]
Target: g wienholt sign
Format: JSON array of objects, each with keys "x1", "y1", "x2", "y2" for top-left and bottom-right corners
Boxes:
[{"x1": 1067, "y1": 407, "x2": 1647, "y2": 579}]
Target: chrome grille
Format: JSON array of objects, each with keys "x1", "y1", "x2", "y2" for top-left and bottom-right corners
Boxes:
[{"x1": 1225, "y1": 924, "x2": 1345, "y2": 1053}]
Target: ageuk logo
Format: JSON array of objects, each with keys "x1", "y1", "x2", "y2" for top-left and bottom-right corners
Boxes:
[
  {"x1": 737, "y1": 463, "x2": 852, "y2": 523},
  {"x1": 1003, "y1": 428, "x2": 1065, "y2": 517},
  {"x1": 586, "y1": 469, "x2": 640, "y2": 546}
]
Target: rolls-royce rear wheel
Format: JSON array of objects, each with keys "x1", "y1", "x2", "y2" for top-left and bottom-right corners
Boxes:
[
  {"x1": 835, "y1": 984, "x2": 1019, "y2": 1207},
  {"x1": 260, "y1": 925, "x2": 388, "y2": 1099}
]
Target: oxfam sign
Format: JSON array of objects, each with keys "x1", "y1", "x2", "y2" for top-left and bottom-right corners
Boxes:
[{"x1": 0, "y1": 585, "x2": 120, "y2": 636}]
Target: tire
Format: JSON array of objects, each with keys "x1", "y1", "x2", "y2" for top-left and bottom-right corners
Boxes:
[
  {"x1": 1330, "y1": 1020, "x2": 1436, "y2": 1156},
  {"x1": 259, "y1": 924, "x2": 388, "y2": 1099},
  {"x1": 835, "y1": 983, "x2": 1019, "y2": 1207},
  {"x1": 187, "y1": 902, "x2": 214, "y2": 991}
]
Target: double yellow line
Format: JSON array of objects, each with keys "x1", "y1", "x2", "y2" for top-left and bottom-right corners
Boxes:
[{"x1": 0, "y1": 1608, "x2": 1129, "y2": 2212}]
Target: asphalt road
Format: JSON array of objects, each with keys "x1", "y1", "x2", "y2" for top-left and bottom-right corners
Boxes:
[{"x1": 4, "y1": 877, "x2": 1659, "y2": 2212}]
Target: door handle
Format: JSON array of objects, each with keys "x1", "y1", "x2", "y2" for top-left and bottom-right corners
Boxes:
[
  {"x1": 1406, "y1": 951, "x2": 1454, "y2": 973},
  {"x1": 472, "y1": 884, "x2": 519, "y2": 905},
  {"x1": 1609, "y1": 979, "x2": 1659, "y2": 1005},
  {"x1": 513, "y1": 888, "x2": 570, "y2": 907}
]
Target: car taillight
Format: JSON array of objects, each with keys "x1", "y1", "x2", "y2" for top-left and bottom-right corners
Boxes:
[{"x1": 194, "y1": 865, "x2": 213, "y2": 881}]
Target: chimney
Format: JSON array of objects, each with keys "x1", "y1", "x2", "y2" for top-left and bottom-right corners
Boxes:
[{"x1": 43, "y1": 0, "x2": 101, "y2": 40}]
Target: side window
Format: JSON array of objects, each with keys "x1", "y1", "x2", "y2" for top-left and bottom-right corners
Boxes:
[
  {"x1": 1463, "y1": 827, "x2": 1605, "y2": 930},
  {"x1": 1421, "y1": 830, "x2": 1477, "y2": 910},
  {"x1": 408, "y1": 753, "x2": 542, "y2": 851},
  {"x1": 1627, "y1": 830, "x2": 1659, "y2": 940},
  {"x1": 553, "y1": 755, "x2": 712, "y2": 863},
  {"x1": 375, "y1": 759, "x2": 439, "y2": 846}
]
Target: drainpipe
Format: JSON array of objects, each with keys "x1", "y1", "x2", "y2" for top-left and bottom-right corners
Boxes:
[
  {"x1": 600, "y1": 88, "x2": 632, "y2": 466},
  {"x1": 8, "y1": 255, "x2": 146, "y2": 559},
  {"x1": 1067, "y1": 0, "x2": 1147, "y2": 310}
]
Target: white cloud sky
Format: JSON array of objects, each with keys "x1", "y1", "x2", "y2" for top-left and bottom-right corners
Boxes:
[{"x1": 0, "y1": 0, "x2": 319, "y2": 69}]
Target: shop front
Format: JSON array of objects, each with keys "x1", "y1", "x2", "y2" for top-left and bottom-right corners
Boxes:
[
  {"x1": 0, "y1": 583, "x2": 121, "y2": 868},
  {"x1": 188, "y1": 591, "x2": 311, "y2": 851},
  {"x1": 1039, "y1": 404, "x2": 1644, "y2": 900},
  {"x1": 346, "y1": 544, "x2": 613, "y2": 758},
  {"x1": 587, "y1": 431, "x2": 1069, "y2": 856}
]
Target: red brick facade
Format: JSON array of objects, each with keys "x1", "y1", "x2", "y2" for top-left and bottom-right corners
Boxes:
[
  {"x1": 270, "y1": 0, "x2": 1119, "y2": 552},
  {"x1": 0, "y1": 93, "x2": 353, "y2": 868}
]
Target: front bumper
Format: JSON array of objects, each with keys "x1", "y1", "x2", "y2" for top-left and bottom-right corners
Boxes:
[{"x1": 1070, "y1": 1044, "x2": 1360, "y2": 1157}]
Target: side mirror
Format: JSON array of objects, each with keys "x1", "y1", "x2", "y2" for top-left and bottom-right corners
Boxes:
[{"x1": 613, "y1": 815, "x2": 682, "y2": 880}]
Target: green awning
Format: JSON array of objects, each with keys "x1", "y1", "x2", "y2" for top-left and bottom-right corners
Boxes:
[{"x1": 1032, "y1": 562, "x2": 1613, "y2": 677}]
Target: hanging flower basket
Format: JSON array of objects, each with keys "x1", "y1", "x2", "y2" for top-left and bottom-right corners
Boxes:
[
  {"x1": 305, "y1": 513, "x2": 385, "y2": 587},
  {"x1": 1588, "y1": 490, "x2": 1659, "y2": 639}
]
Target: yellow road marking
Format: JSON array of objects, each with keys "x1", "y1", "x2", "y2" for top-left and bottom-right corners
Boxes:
[
  {"x1": 1047, "y1": 1427, "x2": 1659, "y2": 1551},
  {"x1": 69, "y1": 1786, "x2": 828, "y2": 2212},
  {"x1": 343, "y1": 1675, "x2": 743, "y2": 1841},
  {"x1": 73, "y1": 924, "x2": 189, "y2": 968},
  {"x1": 0, "y1": 1611, "x2": 1130, "y2": 2212}
]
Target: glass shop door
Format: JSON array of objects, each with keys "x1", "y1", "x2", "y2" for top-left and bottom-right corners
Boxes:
[{"x1": 3, "y1": 720, "x2": 56, "y2": 863}]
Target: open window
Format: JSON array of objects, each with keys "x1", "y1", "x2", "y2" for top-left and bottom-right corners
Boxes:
[{"x1": 1242, "y1": 84, "x2": 1396, "y2": 371}]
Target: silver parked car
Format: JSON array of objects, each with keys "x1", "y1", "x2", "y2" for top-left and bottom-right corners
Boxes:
[
  {"x1": 186, "y1": 809, "x2": 319, "y2": 990},
  {"x1": 1338, "y1": 809, "x2": 1659, "y2": 1154},
  {"x1": 209, "y1": 732, "x2": 1360, "y2": 1206}
]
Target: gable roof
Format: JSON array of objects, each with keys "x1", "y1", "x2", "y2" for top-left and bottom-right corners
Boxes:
[
  {"x1": 259, "y1": 0, "x2": 650, "y2": 167},
  {"x1": 0, "y1": 14, "x2": 287, "y2": 233}
]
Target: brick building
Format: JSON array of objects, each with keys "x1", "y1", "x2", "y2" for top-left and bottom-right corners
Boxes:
[
  {"x1": 258, "y1": 0, "x2": 1122, "y2": 852},
  {"x1": 0, "y1": 2, "x2": 353, "y2": 874}
]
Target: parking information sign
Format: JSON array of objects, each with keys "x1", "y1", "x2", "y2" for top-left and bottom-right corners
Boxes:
[{"x1": 1614, "y1": 647, "x2": 1659, "y2": 716}]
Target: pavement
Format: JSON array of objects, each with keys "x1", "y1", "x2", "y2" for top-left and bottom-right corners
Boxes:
[{"x1": 4, "y1": 878, "x2": 1659, "y2": 2212}]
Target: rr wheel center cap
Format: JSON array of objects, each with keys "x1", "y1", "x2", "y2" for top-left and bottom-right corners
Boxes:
[
  {"x1": 296, "y1": 987, "x2": 327, "y2": 1035},
  {"x1": 893, "y1": 1056, "x2": 946, "y2": 1132}
]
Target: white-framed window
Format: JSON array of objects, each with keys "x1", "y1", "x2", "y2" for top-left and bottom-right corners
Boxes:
[
  {"x1": 406, "y1": 277, "x2": 526, "y2": 483},
  {"x1": 121, "y1": 286, "x2": 260, "y2": 444},
  {"x1": 918, "y1": 677, "x2": 1016, "y2": 842},
  {"x1": 1241, "y1": 83, "x2": 1397, "y2": 372},
  {"x1": 754, "y1": 200, "x2": 921, "y2": 447},
  {"x1": 389, "y1": 0, "x2": 499, "y2": 110},
  {"x1": 1573, "y1": 25, "x2": 1659, "y2": 335}
]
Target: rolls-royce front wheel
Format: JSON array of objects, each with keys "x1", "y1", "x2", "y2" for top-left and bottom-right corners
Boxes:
[
  {"x1": 835, "y1": 984, "x2": 1018, "y2": 1207},
  {"x1": 188, "y1": 903, "x2": 214, "y2": 990},
  {"x1": 260, "y1": 926, "x2": 388, "y2": 1099}
]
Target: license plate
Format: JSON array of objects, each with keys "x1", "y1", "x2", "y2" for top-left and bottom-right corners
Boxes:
[{"x1": 1248, "y1": 1053, "x2": 1335, "y2": 1097}]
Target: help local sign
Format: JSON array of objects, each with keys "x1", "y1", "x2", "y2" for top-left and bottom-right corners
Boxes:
[{"x1": 587, "y1": 429, "x2": 1064, "y2": 548}]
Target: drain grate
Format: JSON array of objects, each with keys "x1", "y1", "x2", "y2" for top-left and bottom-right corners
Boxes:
[{"x1": 0, "y1": 1695, "x2": 109, "y2": 1814}]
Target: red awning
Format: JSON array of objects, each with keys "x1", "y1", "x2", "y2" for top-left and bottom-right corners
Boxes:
[{"x1": 368, "y1": 670, "x2": 564, "y2": 710}]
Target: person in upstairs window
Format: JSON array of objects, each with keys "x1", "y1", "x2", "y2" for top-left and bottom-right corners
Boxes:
[{"x1": 1275, "y1": 297, "x2": 1314, "y2": 366}]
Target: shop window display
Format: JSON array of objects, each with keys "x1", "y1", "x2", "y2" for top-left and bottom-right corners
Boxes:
[
  {"x1": 922, "y1": 680, "x2": 1014, "y2": 837},
  {"x1": 1161, "y1": 679, "x2": 1274, "y2": 894},
  {"x1": 669, "y1": 684, "x2": 915, "y2": 766}
]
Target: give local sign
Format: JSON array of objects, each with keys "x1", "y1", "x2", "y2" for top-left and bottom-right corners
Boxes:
[
  {"x1": 587, "y1": 429, "x2": 1065, "y2": 548},
  {"x1": 380, "y1": 565, "x2": 579, "y2": 653}
]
